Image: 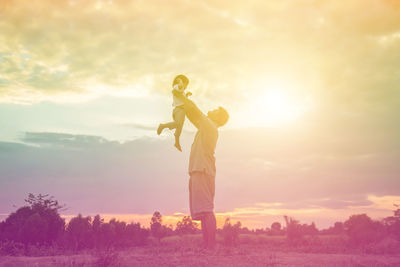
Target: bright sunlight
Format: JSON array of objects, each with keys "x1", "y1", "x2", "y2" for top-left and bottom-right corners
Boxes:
[{"x1": 239, "y1": 79, "x2": 313, "y2": 127}]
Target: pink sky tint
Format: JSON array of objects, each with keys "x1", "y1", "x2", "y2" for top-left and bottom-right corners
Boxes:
[
  {"x1": 57, "y1": 195, "x2": 400, "y2": 230},
  {"x1": 1, "y1": 0, "x2": 400, "y2": 231}
]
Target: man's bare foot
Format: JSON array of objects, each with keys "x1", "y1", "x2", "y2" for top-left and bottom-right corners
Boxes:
[
  {"x1": 174, "y1": 142, "x2": 182, "y2": 152},
  {"x1": 157, "y1": 124, "x2": 164, "y2": 135}
]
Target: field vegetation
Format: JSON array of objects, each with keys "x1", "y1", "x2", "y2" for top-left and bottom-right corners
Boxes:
[{"x1": 1, "y1": 194, "x2": 399, "y2": 266}]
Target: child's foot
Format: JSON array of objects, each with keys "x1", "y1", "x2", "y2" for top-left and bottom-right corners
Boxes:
[
  {"x1": 157, "y1": 124, "x2": 164, "y2": 135},
  {"x1": 174, "y1": 142, "x2": 182, "y2": 152}
]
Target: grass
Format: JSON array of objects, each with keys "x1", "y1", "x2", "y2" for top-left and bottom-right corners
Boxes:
[
  {"x1": 0, "y1": 234, "x2": 399, "y2": 266},
  {"x1": 1, "y1": 245, "x2": 400, "y2": 266}
]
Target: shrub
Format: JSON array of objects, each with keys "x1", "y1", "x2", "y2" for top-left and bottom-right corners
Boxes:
[
  {"x1": 150, "y1": 211, "x2": 167, "y2": 243},
  {"x1": 344, "y1": 214, "x2": 385, "y2": 246},
  {"x1": 270, "y1": 222, "x2": 283, "y2": 236},
  {"x1": 222, "y1": 218, "x2": 241, "y2": 246},
  {"x1": 364, "y1": 236, "x2": 400, "y2": 254},
  {"x1": 383, "y1": 204, "x2": 400, "y2": 241},
  {"x1": 0, "y1": 194, "x2": 65, "y2": 245},
  {"x1": 175, "y1": 216, "x2": 198, "y2": 235},
  {"x1": 0, "y1": 240, "x2": 25, "y2": 256},
  {"x1": 94, "y1": 249, "x2": 121, "y2": 267},
  {"x1": 284, "y1": 216, "x2": 304, "y2": 245},
  {"x1": 125, "y1": 222, "x2": 149, "y2": 246},
  {"x1": 66, "y1": 214, "x2": 93, "y2": 250}
]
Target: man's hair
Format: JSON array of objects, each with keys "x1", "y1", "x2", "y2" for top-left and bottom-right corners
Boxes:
[
  {"x1": 172, "y1": 74, "x2": 189, "y2": 88},
  {"x1": 215, "y1": 106, "x2": 229, "y2": 127}
]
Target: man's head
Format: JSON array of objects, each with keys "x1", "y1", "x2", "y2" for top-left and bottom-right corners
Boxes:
[
  {"x1": 173, "y1": 74, "x2": 189, "y2": 90},
  {"x1": 207, "y1": 107, "x2": 229, "y2": 127}
]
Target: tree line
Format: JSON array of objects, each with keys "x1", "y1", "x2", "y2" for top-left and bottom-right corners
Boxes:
[{"x1": 0, "y1": 194, "x2": 399, "y2": 255}]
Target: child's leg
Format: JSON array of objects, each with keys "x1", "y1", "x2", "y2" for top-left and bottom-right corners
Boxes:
[
  {"x1": 163, "y1": 121, "x2": 178, "y2": 130},
  {"x1": 174, "y1": 120, "x2": 184, "y2": 149},
  {"x1": 157, "y1": 117, "x2": 178, "y2": 135},
  {"x1": 173, "y1": 108, "x2": 185, "y2": 151},
  {"x1": 157, "y1": 107, "x2": 184, "y2": 135}
]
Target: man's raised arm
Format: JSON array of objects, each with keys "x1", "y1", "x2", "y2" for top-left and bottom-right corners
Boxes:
[{"x1": 173, "y1": 90, "x2": 205, "y2": 129}]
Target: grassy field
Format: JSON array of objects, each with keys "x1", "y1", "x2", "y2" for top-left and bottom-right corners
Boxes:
[{"x1": 1, "y1": 235, "x2": 399, "y2": 266}]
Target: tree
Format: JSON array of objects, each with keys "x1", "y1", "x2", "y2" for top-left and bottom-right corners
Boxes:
[
  {"x1": 0, "y1": 193, "x2": 65, "y2": 245},
  {"x1": 304, "y1": 222, "x2": 319, "y2": 236},
  {"x1": 21, "y1": 213, "x2": 48, "y2": 245},
  {"x1": 175, "y1": 216, "x2": 198, "y2": 235},
  {"x1": 383, "y1": 204, "x2": 400, "y2": 241},
  {"x1": 284, "y1": 215, "x2": 303, "y2": 244},
  {"x1": 24, "y1": 193, "x2": 66, "y2": 212},
  {"x1": 320, "y1": 221, "x2": 345, "y2": 235},
  {"x1": 222, "y1": 218, "x2": 241, "y2": 246},
  {"x1": 271, "y1": 222, "x2": 281, "y2": 231},
  {"x1": 333, "y1": 222, "x2": 344, "y2": 234},
  {"x1": 98, "y1": 221, "x2": 115, "y2": 248},
  {"x1": 150, "y1": 211, "x2": 167, "y2": 243},
  {"x1": 270, "y1": 222, "x2": 283, "y2": 235},
  {"x1": 92, "y1": 215, "x2": 103, "y2": 248},
  {"x1": 66, "y1": 214, "x2": 93, "y2": 250},
  {"x1": 344, "y1": 214, "x2": 384, "y2": 246},
  {"x1": 125, "y1": 222, "x2": 149, "y2": 246},
  {"x1": 109, "y1": 218, "x2": 127, "y2": 247}
]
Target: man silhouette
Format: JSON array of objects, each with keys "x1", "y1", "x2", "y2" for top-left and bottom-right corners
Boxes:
[{"x1": 173, "y1": 89, "x2": 229, "y2": 249}]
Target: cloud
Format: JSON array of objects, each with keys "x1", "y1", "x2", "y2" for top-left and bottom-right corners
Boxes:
[
  {"x1": 1, "y1": 0, "x2": 250, "y2": 103},
  {"x1": 1, "y1": 128, "x2": 399, "y2": 229},
  {"x1": 0, "y1": 0, "x2": 398, "y2": 116},
  {"x1": 0, "y1": 132, "x2": 188, "y2": 216},
  {"x1": 120, "y1": 122, "x2": 157, "y2": 131},
  {"x1": 213, "y1": 194, "x2": 399, "y2": 228},
  {"x1": 21, "y1": 131, "x2": 115, "y2": 148},
  {"x1": 1, "y1": 0, "x2": 399, "y2": 230},
  {"x1": 121, "y1": 121, "x2": 195, "y2": 134}
]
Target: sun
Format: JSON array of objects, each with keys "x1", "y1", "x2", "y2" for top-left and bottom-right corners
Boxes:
[
  {"x1": 261, "y1": 90, "x2": 295, "y2": 120},
  {"x1": 242, "y1": 81, "x2": 313, "y2": 127}
]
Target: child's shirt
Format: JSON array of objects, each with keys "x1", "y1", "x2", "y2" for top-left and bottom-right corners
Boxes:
[{"x1": 172, "y1": 84, "x2": 185, "y2": 107}]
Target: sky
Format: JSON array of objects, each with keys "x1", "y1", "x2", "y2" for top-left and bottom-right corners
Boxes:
[{"x1": 1, "y1": 0, "x2": 400, "y2": 229}]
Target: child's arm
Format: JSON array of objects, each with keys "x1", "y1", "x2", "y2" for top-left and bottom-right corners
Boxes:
[{"x1": 172, "y1": 90, "x2": 204, "y2": 129}]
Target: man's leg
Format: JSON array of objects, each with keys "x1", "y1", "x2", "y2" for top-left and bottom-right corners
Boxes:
[
  {"x1": 200, "y1": 216, "x2": 208, "y2": 248},
  {"x1": 204, "y1": 212, "x2": 216, "y2": 249},
  {"x1": 189, "y1": 172, "x2": 216, "y2": 249}
]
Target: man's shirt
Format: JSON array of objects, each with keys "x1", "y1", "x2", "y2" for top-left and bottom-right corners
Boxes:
[{"x1": 189, "y1": 115, "x2": 218, "y2": 177}]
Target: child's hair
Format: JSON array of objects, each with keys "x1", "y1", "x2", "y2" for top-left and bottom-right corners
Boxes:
[{"x1": 173, "y1": 74, "x2": 189, "y2": 88}]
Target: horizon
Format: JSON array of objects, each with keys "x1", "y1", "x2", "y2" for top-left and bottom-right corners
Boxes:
[
  {"x1": 1, "y1": 192, "x2": 398, "y2": 230},
  {"x1": 1, "y1": 0, "x2": 400, "y2": 232}
]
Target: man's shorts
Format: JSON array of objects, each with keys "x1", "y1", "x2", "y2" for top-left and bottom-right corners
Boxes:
[{"x1": 189, "y1": 171, "x2": 215, "y2": 220}]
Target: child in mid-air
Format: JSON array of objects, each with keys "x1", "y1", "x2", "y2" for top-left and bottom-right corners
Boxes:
[{"x1": 157, "y1": 74, "x2": 191, "y2": 152}]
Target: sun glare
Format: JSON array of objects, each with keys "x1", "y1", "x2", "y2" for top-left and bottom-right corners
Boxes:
[
  {"x1": 262, "y1": 90, "x2": 294, "y2": 120},
  {"x1": 241, "y1": 80, "x2": 313, "y2": 127}
]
